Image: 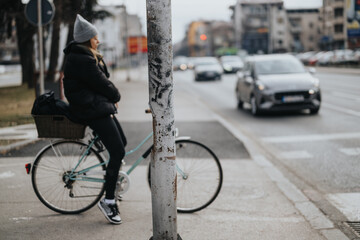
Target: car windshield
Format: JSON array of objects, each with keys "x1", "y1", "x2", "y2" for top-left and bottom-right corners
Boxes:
[
  {"x1": 196, "y1": 58, "x2": 218, "y2": 66},
  {"x1": 254, "y1": 58, "x2": 306, "y2": 75},
  {"x1": 221, "y1": 57, "x2": 242, "y2": 63}
]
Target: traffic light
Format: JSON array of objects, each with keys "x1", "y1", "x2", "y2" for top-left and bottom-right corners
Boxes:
[{"x1": 200, "y1": 34, "x2": 207, "y2": 41}]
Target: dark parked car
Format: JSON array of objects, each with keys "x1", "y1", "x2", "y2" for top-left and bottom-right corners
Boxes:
[
  {"x1": 220, "y1": 55, "x2": 244, "y2": 73},
  {"x1": 235, "y1": 54, "x2": 321, "y2": 115},
  {"x1": 194, "y1": 57, "x2": 223, "y2": 81}
]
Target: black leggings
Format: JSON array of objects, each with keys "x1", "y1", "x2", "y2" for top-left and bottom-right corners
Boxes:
[{"x1": 88, "y1": 115, "x2": 127, "y2": 199}]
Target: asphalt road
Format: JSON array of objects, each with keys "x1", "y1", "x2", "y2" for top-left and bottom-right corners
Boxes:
[{"x1": 173, "y1": 68, "x2": 360, "y2": 225}]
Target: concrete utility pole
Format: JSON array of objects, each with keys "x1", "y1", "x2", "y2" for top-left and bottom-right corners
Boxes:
[{"x1": 146, "y1": 0, "x2": 179, "y2": 239}]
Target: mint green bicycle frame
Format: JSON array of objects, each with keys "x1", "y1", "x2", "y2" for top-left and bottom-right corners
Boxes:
[
  {"x1": 67, "y1": 132, "x2": 188, "y2": 184},
  {"x1": 68, "y1": 132, "x2": 154, "y2": 183}
]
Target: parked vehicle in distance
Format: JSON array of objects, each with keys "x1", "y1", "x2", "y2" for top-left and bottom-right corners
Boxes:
[
  {"x1": 219, "y1": 55, "x2": 244, "y2": 73},
  {"x1": 193, "y1": 57, "x2": 223, "y2": 81},
  {"x1": 331, "y1": 49, "x2": 358, "y2": 65},
  {"x1": 317, "y1": 51, "x2": 335, "y2": 66},
  {"x1": 173, "y1": 56, "x2": 188, "y2": 71},
  {"x1": 308, "y1": 51, "x2": 325, "y2": 66},
  {"x1": 187, "y1": 57, "x2": 200, "y2": 70},
  {"x1": 354, "y1": 49, "x2": 360, "y2": 62},
  {"x1": 235, "y1": 54, "x2": 321, "y2": 115},
  {"x1": 298, "y1": 51, "x2": 316, "y2": 65}
]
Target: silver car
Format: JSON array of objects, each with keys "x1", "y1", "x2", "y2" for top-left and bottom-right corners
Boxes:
[
  {"x1": 193, "y1": 57, "x2": 223, "y2": 81},
  {"x1": 220, "y1": 55, "x2": 244, "y2": 73},
  {"x1": 235, "y1": 54, "x2": 321, "y2": 115}
]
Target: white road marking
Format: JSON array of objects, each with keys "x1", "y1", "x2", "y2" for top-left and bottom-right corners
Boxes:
[
  {"x1": 280, "y1": 151, "x2": 313, "y2": 159},
  {"x1": 339, "y1": 148, "x2": 360, "y2": 156},
  {"x1": 0, "y1": 171, "x2": 15, "y2": 179},
  {"x1": 322, "y1": 102, "x2": 360, "y2": 117},
  {"x1": 198, "y1": 95, "x2": 348, "y2": 239},
  {"x1": 326, "y1": 193, "x2": 360, "y2": 221},
  {"x1": 262, "y1": 132, "x2": 360, "y2": 143},
  {"x1": 329, "y1": 91, "x2": 360, "y2": 102},
  {"x1": 11, "y1": 217, "x2": 33, "y2": 223}
]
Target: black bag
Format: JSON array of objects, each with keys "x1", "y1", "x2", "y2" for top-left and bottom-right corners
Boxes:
[
  {"x1": 31, "y1": 91, "x2": 58, "y2": 115},
  {"x1": 31, "y1": 91, "x2": 81, "y2": 123}
]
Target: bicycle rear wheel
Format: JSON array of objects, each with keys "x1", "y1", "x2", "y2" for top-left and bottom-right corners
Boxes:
[
  {"x1": 32, "y1": 140, "x2": 106, "y2": 214},
  {"x1": 148, "y1": 139, "x2": 223, "y2": 213}
]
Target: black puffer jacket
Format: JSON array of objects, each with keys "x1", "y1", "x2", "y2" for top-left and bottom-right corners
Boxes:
[{"x1": 63, "y1": 42, "x2": 120, "y2": 122}]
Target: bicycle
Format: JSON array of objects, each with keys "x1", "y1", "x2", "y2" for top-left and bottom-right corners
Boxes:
[{"x1": 26, "y1": 119, "x2": 223, "y2": 214}]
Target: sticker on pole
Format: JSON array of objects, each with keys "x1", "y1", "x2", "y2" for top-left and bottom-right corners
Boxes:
[{"x1": 25, "y1": 0, "x2": 55, "y2": 26}]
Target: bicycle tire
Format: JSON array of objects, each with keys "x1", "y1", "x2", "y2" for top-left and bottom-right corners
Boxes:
[
  {"x1": 148, "y1": 139, "x2": 223, "y2": 213},
  {"x1": 32, "y1": 140, "x2": 106, "y2": 214}
]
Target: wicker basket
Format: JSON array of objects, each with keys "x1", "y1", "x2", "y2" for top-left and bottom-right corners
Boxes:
[{"x1": 33, "y1": 115, "x2": 86, "y2": 139}]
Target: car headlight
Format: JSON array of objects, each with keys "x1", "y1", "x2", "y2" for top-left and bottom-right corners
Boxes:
[
  {"x1": 179, "y1": 64, "x2": 187, "y2": 71},
  {"x1": 223, "y1": 64, "x2": 232, "y2": 71},
  {"x1": 256, "y1": 82, "x2": 266, "y2": 91}
]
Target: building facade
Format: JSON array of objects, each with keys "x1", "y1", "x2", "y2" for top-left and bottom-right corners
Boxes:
[
  {"x1": 321, "y1": 0, "x2": 348, "y2": 49},
  {"x1": 185, "y1": 20, "x2": 235, "y2": 57},
  {"x1": 287, "y1": 9, "x2": 322, "y2": 52},
  {"x1": 94, "y1": 5, "x2": 144, "y2": 67},
  {"x1": 232, "y1": 0, "x2": 290, "y2": 54},
  {"x1": 210, "y1": 21, "x2": 236, "y2": 56},
  {"x1": 320, "y1": 0, "x2": 360, "y2": 50}
]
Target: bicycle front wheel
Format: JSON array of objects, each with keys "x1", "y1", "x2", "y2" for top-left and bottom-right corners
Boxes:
[
  {"x1": 32, "y1": 140, "x2": 106, "y2": 214},
  {"x1": 175, "y1": 139, "x2": 223, "y2": 213},
  {"x1": 148, "y1": 139, "x2": 223, "y2": 213}
]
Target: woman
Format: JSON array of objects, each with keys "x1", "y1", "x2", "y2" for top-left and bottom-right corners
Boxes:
[{"x1": 63, "y1": 14, "x2": 126, "y2": 225}]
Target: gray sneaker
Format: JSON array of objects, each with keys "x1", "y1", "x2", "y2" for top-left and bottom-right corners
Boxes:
[{"x1": 97, "y1": 199, "x2": 122, "y2": 224}]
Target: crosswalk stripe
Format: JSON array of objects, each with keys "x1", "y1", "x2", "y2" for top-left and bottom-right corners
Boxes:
[
  {"x1": 322, "y1": 102, "x2": 360, "y2": 117},
  {"x1": 262, "y1": 132, "x2": 360, "y2": 143},
  {"x1": 339, "y1": 148, "x2": 360, "y2": 156}
]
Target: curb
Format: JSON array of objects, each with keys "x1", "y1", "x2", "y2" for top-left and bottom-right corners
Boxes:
[
  {"x1": 214, "y1": 113, "x2": 350, "y2": 240},
  {"x1": 0, "y1": 138, "x2": 38, "y2": 153},
  {"x1": 0, "y1": 124, "x2": 38, "y2": 153},
  {"x1": 189, "y1": 93, "x2": 350, "y2": 240}
]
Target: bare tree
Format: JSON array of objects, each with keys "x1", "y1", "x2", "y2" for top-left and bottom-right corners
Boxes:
[
  {"x1": 45, "y1": 0, "x2": 62, "y2": 82},
  {"x1": 0, "y1": 0, "x2": 36, "y2": 88}
]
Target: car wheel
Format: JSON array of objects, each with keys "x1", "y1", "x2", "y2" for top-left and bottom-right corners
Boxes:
[
  {"x1": 310, "y1": 107, "x2": 320, "y2": 114},
  {"x1": 250, "y1": 96, "x2": 259, "y2": 116}
]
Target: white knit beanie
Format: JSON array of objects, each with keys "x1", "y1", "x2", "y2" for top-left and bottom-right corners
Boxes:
[{"x1": 73, "y1": 14, "x2": 98, "y2": 43}]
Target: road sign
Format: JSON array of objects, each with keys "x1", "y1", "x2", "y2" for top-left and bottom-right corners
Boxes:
[
  {"x1": 127, "y1": 36, "x2": 148, "y2": 54},
  {"x1": 25, "y1": 0, "x2": 55, "y2": 26}
]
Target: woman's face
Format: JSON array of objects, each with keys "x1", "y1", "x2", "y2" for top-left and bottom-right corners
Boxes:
[{"x1": 90, "y1": 35, "x2": 100, "y2": 50}]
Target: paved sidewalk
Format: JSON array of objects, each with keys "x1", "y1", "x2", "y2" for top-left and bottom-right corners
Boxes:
[{"x1": 0, "y1": 67, "x2": 350, "y2": 240}]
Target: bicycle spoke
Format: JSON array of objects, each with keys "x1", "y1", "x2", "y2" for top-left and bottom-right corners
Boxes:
[
  {"x1": 149, "y1": 139, "x2": 223, "y2": 213},
  {"x1": 32, "y1": 141, "x2": 106, "y2": 214}
]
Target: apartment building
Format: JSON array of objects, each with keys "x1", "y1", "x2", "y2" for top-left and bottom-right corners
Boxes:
[
  {"x1": 287, "y1": 9, "x2": 322, "y2": 52},
  {"x1": 94, "y1": 5, "x2": 144, "y2": 67},
  {"x1": 321, "y1": 0, "x2": 348, "y2": 49},
  {"x1": 232, "y1": 0, "x2": 290, "y2": 54}
]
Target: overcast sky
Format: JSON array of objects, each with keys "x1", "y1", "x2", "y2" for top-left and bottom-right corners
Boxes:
[{"x1": 99, "y1": 0, "x2": 323, "y2": 44}]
